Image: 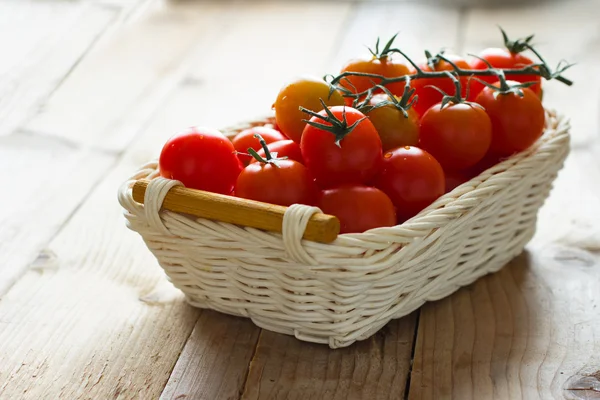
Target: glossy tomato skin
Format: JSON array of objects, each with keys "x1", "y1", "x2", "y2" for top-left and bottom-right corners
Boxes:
[
  {"x1": 340, "y1": 55, "x2": 411, "y2": 98},
  {"x1": 411, "y1": 55, "x2": 470, "y2": 117},
  {"x1": 300, "y1": 106, "x2": 382, "y2": 188},
  {"x1": 231, "y1": 126, "x2": 287, "y2": 165},
  {"x1": 444, "y1": 170, "x2": 471, "y2": 193},
  {"x1": 251, "y1": 139, "x2": 304, "y2": 164},
  {"x1": 274, "y1": 76, "x2": 345, "y2": 144},
  {"x1": 318, "y1": 185, "x2": 396, "y2": 234},
  {"x1": 474, "y1": 82, "x2": 545, "y2": 156},
  {"x1": 419, "y1": 103, "x2": 492, "y2": 171},
  {"x1": 468, "y1": 48, "x2": 541, "y2": 100},
  {"x1": 235, "y1": 160, "x2": 318, "y2": 206},
  {"x1": 374, "y1": 146, "x2": 445, "y2": 222},
  {"x1": 367, "y1": 94, "x2": 419, "y2": 151},
  {"x1": 159, "y1": 127, "x2": 242, "y2": 194}
]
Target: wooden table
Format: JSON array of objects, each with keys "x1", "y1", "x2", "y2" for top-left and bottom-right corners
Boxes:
[{"x1": 1, "y1": 1, "x2": 599, "y2": 399}]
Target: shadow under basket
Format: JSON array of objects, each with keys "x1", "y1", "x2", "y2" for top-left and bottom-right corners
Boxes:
[{"x1": 118, "y1": 111, "x2": 570, "y2": 348}]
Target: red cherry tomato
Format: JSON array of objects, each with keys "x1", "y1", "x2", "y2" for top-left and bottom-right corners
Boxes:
[
  {"x1": 411, "y1": 54, "x2": 470, "y2": 117},
  {"x1": 465, "y1": 152, "x2": 503, "y2": 177},
  {"x1": 444, "y1": 170, "x2": 471, "y2": 193},
  {"x1": 374, "y1": 146, "x2": 445, "y2": 222},
  {"x1": 419, "y1": 102, "x2": 492, "y2": 171},
  {"x1": 235, "y1": 138, "x2": 318, "y2": 206},
  {"x1": 468, "y1": 48, "x2": 541, "y2": 100},
  {"x1": 159, "y1": 127, "x2": 242, "y2": 194},
  {"x1": 301, "y1": 106, "x2": 382, "y2": 188},
  {"x1": 319, "y1": 185, "x2": 396, "y2": 234},
  {"x1": 232, "y1": 126, "x2": 287, "y2": 165},
  {"x1": 251, "y1": 139, "x2": 304, "y2": 164},
  {"x1": 474, "y1": 81, "x2": 545, "y2": 157}
]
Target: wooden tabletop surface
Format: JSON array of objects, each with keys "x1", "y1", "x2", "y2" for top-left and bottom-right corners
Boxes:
[{"x1": 1, "y1": 0, "x2": 599, "y2": 399}]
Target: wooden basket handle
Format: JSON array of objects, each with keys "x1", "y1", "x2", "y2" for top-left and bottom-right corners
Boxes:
[{"x1": 132, "y1": 180, "x2": 340, "y2": 243}]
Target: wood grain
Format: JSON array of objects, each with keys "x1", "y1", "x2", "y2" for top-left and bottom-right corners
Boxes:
[
  {"x1": 0, "y1": 1, "x2": 118, "y2": 136},
  {"x1": 23, "y1": 1, "x2": 228, "y2": 152},
  {"x1": 132, "y1": 180, "x2": 340, "y2": 243},
  {"x1": 0, "y1": 134, "x2": 114, "y2": 296},
  {"x1": 0, "y1": 160, "x2": 201, "y2": 399},
  {"x1": 409, "y1": 2, "x2": 600, "y2": 399},
  {"x1": 242, "y1": 314, "x2": 418, "y2": 400},
  {"x1": 160, "y1": 311, "x2": 261, "y2": 400}
]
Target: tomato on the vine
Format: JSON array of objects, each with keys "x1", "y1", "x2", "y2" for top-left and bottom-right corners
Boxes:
[
  {"x1": 467, "y1": 30, "x2": 542, "y2": 100},
  {"x1": 340, "y1": 34, "x2": 411, "y2": 99},
  {"x1": 159, "y1": 127, "x2": 242, "y2": 194},
  {"x1": 374, "y1": 146, "x2": 445, "y2": 222},
  {"x1": 274, "y1": 76, "x2": 344, "y2": 144},
  {"x1": 474, "y1": 80, "x2": 545, "y2": 156},
  {"x1": 232, "y1": 126, "x2": 287, "y2": 165},
  {"x1": 411, "y1": 53, "x2": 470, "y2": 117},
  {"x1": 300, "y1": 104, "x2": 382, "y2": 188},
  {"x1": 419, "y1": 101, "x2": 492, "y2": 171},
  {"x1": 363, "y1": 93, "x2": 419, "y2": 152},
  {"x1": 235, "y1": 135, "x2": 318, "y2": 206},
  {"x1": 340, "y1": 56, "x2": 410, "y2": 99},
  {"x1": 318, "y1": 185, "x2": 396, "y2": 234},
  {"x1": 251, "y1": 139, "x2": 304, "y2": 164}
]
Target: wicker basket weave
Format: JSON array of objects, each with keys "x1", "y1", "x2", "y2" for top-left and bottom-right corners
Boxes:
[{"x1": 119, "y1": 111, "x2": 569, "y2": 348}]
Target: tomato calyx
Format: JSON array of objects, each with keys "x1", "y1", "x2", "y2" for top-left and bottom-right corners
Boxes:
[
  {"x1": 424, "y1": 49, "x2": 447, "y2": 70},
  {"x1": 500, "y1": 27, "x2": 534, "y2": 55},
  {"x1": 246, "y1": 134, "x2": 288, "y2": 168},
  {"x1": 301, "y1": 99, "x2": 367, "y2": 147},
  {"x1": 425, "y1": 71, "x2": 483, "y2": 110},
  {"x1": 473, "y1": 71, "x2": 537, "y2": 99},
  {"x1": 355, "y1": 83, "x2": 417, "y2": 118},
  {"x1": 367, "y1": 32, "x2": 400, "y2": 60}
]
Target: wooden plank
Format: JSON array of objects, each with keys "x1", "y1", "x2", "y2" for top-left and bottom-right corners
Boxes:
[
  {"x1": 0, "y1": 3, "x2": 238, "y2": 399},
  {"x1": 23, "y1": 1, "x2": 227, "y2": 152},
  {"x1": 408, "y1": 1, "x2": 600, "y2": 398},
  {"x1": 160, "y1": 311, "x2": 261, "y2": 400},
  {"x1": 0, "y1": 160, "x2": 201, "y2": 398},
  {"x1": 0, "y1": 1, "x2": 118, "y2": 136},
  {"x1": 0, "y1": 134, "x2": 115, "y2": 295},
  {"x1": 242, "y1": 315, "x2": 418, "y2": 400}
]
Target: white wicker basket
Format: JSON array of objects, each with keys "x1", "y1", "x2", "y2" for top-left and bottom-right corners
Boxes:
[{"x1": 119, "y1": 111, "x2": 569, "y2": 348}]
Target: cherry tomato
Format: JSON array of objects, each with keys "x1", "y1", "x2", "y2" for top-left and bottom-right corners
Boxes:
[
  {"x1": 366, "y1": 94, "x2": 419, "y2": 151},
  {"x1": 232, "y1": 126, "x2": 287, "y2": 165},
  {"x1": 374, "y1": 146, "x2": 445, "y2": 222},
  {"x1": 444, "y1": 170, "x2": 471, "y2": 193},
  {"x1": 411, "y1": 54, "x2": 470, "y2": 117},
  {"x1": 474, "y1": 81, "x2": 545, "y2": 156},
  {"x1": 274, "y1": 76, "x2": 344, "y2": 143},
  {"x1": 419, "y1": 102, "x2": 492, "y2": 171},
  {"x1": 235, "y1": 137, "x2": 318, "y2": 206},
  {"x1": 159, "y1": 127, "x2": 242, "y2": 194},
  {"x1": 340, "y1": 54, "x2": 411, "y2": 98},
  {"x1": 251, "y1": 139, "x2": 304, "y2": 164},
  {"x1": 300, "y1": 106, "x2": 382, "y2": 188},
  {"x1": 319, "y1": 185, "x2": 396, "y2": 234},
  {"x1": 468, "y1": 48, "x2": 541, "y2": 100},
  {"x1": 465, "y1": 152, "x2": 503, "y2": 177}
]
